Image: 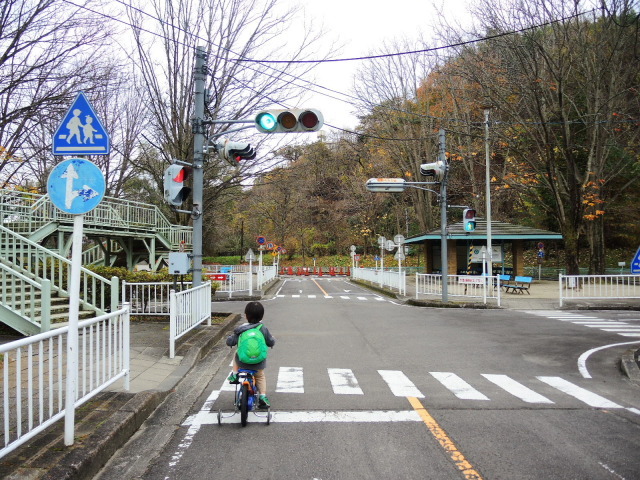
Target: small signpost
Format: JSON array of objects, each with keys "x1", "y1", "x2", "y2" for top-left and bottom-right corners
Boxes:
[{"x1": 47, "y1": 158, "x2": 105, "y2": 447}]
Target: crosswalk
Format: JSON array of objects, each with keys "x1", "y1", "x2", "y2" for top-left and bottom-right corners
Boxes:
[
  {"x1": 275, "y1": 294, "x2": 387, "y2": 301},
  {"x1": 216, "y1": 366, "x2": 638, "y2": 413},
  {"x1": 524, "y1": 311, "x2": 640, "y2": 337}
]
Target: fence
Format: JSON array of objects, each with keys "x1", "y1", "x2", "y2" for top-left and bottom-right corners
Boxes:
[
  {"x1": 209, "y1": 272, "x2": 251, "y2": 298},
  {"x1": 0, "y1": 306, "x2": 130, "y2": 459},
  {"x1": 416, "y1": 274, "x2": 501, "y2": 306},
  {"x1": 257, "y1": 265, "x2": 278, "y2": 290},
  {"x1": 169, "y1": 282, "x2": 212, "y2": 358},
  {"x1": 559, "y1": 274, "x2": 640, "y2": 307},
  {"x1": 351, "y1": 268, "x2": 407, "y2": 295},
  {"x1": 122, "y1": 281, "x2": 193, "y2": 316}
]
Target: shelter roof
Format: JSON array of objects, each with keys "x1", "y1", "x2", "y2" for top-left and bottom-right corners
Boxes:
[{"x1": 404, "y1": 218, "x2": 563, "y2": 243}]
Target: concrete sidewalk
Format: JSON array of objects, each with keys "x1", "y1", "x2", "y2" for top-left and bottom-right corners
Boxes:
[{"x1": 0, "y1": 277, "x2": 638, "y2": 479}]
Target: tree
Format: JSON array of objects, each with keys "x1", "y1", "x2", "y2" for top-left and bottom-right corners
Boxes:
[
  {"x1": 125, "y1": 0, "x2": 328, "y2": 230},
  {"x1": 437, "y1": 0, "x2": 640, "y2": 273},
  {"x1": 0, "y1": 0, "x2": 117, "y2": 189}
]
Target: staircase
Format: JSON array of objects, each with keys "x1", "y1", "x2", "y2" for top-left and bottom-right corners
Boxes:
[{"x1": 0, "y1": 189, "x2": 193, "y2": 335}]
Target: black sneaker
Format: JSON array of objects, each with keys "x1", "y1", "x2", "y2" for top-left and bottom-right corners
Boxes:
[{"x1": 258, "y1": 395, "x2": 270, "y2": 409}]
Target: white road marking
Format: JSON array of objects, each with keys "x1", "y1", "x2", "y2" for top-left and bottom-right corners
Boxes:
[
  {"x1": 430, "y1": 372, "x2": 489, "y2": 400},
  {"x1": 189, "y1": 410, "x2": 423, "y2": 425},
  {"x1": 276, "y1": 366, "x2": 304, "y2": 393},
  {"x1": 537, "y1": 376, "x2": 623, "y2": 408},
  {"x1": 378, "y1": 370, "x2": 424, "y2": 398},
  {"x1": 340, "y1": 296, "x2": 350, "y2": 300},
  {"x1": 577, "y1": 340, "x2": 640, "y2": 378},
  {"x1": 328, "y1": 368, "x2": 364, "y2": 395},
  {"x1": 482, "y1": 374, "x2": 554, "y2": 404}
]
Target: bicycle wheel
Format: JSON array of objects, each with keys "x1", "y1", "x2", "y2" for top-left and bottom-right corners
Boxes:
[{"x1": 240, "y1": 383, "x2": 249, "y2": 427}]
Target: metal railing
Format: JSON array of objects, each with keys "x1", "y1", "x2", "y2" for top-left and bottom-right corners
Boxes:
[
  {"x1": 559, "y1": 274, "x2": 640, "y2": 307},
  {"x1": 169, "y1": 283, "x2": 212, "y2": 358},
  {"x1": 0, "y1": 264, "x2": 51, "y2": 332},
  {"x1": 416, "y1": 274, "x2": 501, "y2": 306},
  {"x1": 257, "y1": 265, "x2": 278, "y2": 290},
  {"x1": 0, "y1": 225, "x2": 118, "y2": 333},
  {"x1": 208, "y1": 272, "x2": 251, "y2": 298},
  {"x1": 352, "y1": 267, "x2": 407, "y2": 295},
  {"x1": 0, "y1": 306, "x2": 130, "y2": 459},
  {"x1": 0, "y1": 188, "x2": 192, "y2": 250},
  {"x1": 122, "y1": 281, "x2": 194, "y2": 316}
]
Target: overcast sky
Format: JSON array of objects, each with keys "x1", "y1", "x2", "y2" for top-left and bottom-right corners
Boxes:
[{"x1": 279, "y1": 0, "x2": 472, "y2": 133}]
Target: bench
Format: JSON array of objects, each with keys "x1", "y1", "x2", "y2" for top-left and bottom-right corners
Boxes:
[
  {"x1": 496, "y1": 274, "x2": 512, "y2": 290},
  {"x1": 503, "y1": 276, "x2": 533, "y2": 294}
]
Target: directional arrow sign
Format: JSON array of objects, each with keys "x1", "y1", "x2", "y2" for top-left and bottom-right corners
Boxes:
[{"x1": 47, "y1": 158, "x2": 105, "y2": 214}]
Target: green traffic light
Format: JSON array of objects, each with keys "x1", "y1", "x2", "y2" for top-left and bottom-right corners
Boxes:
[
  {"x1": 256, "y1": 112, "x2": 277, "y2": 132},
  {"x1": 465, "y1": 221, "x2": 476, "y2": 232}
]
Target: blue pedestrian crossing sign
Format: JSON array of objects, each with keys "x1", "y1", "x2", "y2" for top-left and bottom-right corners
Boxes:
[
  {"x1": 52, "y1": 92, "x2": 110, "y2": 155},
  {"x1": 47, "y1": 158, "x2": 105, "y2": 214},
  {"x1": 631, "y1": 246, "x2": 640, "y2": 274}
]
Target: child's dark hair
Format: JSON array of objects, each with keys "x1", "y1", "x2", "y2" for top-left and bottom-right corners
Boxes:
[{"x1": 244, "y1": 301, "x2": 264, "y2": 323}]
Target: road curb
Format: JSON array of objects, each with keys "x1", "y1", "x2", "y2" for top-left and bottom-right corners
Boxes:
[{"x1": 621, "y1": 348, "x2": 640, "y2": 386}]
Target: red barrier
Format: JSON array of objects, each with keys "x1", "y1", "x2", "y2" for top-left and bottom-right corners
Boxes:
[
  {"x1": 318, "y1": 267, "x2": 323, "y2": 276},
  {"x1": 288, "y1": 267, "x2": 294, "y2": 275},
  {"x1": 330, "y1": 267, "x2": 336, "y2": 276}
]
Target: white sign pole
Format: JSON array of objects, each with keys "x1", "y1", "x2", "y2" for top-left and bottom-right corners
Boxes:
[
  {"x1": 64, "y1": 214, "x2": 84, "y2": 445},
  {"x1": 249, "y1": 258, "x2": 253, "y2": 296}
]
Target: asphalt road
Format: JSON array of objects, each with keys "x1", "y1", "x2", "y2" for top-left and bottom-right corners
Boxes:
[{"x1": 104, "y1": 277, "x2": 640, "y2": 479}]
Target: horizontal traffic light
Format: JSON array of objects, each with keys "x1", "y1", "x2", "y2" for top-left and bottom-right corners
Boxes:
[
  {"x1": 163, "y1": 164, "x2": 191, "y2": 207},
  {"x1": 365, "y1": 178, "x2": 407, "y2": 193},
  {"x1": 419, "y1": 161, "x2": 446, "y2": 181},
  {"x1": 255, "y1": 108, "x2": 323, "y2": 133},
  {"x1": 217, "y1": 139, "x2": 256, "y2": 163}
]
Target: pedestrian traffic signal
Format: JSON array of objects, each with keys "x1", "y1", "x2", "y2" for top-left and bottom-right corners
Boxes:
[
  {"x1": 463, "y1": 208, "x2": 476, "y2": 232},
  {"x1": 254, "y1": 108, "x2": 324, "y2": 133},
  {"x1": 217, "y1": 139, "x2": 256, "y2": 163},
  {"x1": 163, "y1": 164, "x2": 191, "y2": 206},
  {"x1": 420, "y1": 161, "x2": 446, "y2": 181}
]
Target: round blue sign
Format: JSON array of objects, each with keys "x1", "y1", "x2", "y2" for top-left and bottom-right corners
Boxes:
[{"x1": 47, "y1": 158, "x2": 105, "y2": 214}]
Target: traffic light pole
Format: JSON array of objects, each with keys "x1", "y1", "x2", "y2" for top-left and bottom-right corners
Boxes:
[
  {"x1": 438, "y1": 129, "x2": 449, "y2": 303},
  {"x1": 191, "y1": 45, "x2": 207, "y2": 288}
]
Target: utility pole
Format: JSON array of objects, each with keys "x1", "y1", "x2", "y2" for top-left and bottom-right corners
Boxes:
[
  {"x1": 484, "y1": 107, "x2": 493, "y2": 277},
  {"x1": 438, "y1": 129, "x2": 449, "y2": 303},
  {"x1": 191, "y1": 46, "x2": 207, "y2": 287}
]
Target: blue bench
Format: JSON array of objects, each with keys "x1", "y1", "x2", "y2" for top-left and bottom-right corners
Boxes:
[{"x1": 504, "y1": 276, "x2": 533, "y2": 294}]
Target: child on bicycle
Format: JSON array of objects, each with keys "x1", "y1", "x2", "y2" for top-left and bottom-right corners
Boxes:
[{"x1": 226, "y1": 301, "x2": 276, "y2": 408}]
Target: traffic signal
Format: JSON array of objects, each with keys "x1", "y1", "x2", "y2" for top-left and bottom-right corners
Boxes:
[
  {"x1": 163, "y1": 164, "x2": 191, "y2": 206},
  {"x1": 255, "y1": 108, "x2": 323, "y2": 133},
  {"x1": 419, "y1": 161, "x2": 446, "y2": 181},
  {"x1": 463, "y1": 208, "x2": 476, "y2": 232},
  {"x1": 217, "y1": 139, "x2": 256, "y2": 163}
]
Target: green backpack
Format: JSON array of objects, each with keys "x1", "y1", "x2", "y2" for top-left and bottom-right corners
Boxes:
[{"x1": 237, "y1": 324, "x2": 268, "y2": 364}]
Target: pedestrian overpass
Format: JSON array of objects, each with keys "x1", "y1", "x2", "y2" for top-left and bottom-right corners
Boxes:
[{"x1": 0, "y1": 188, "x2": 192, "y2": 335}]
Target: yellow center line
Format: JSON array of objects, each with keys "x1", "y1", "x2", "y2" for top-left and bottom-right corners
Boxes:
[
  {"x1": 407, "y1": 396, "x2": 483, "y2": 480},
  {"x1": 311, "y1": 277, "x2": 329, "y2": 296}
]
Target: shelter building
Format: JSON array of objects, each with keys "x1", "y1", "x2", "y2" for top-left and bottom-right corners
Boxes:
[{"x1": 404, "y1": 218, "x2": 563, "y2": 276}]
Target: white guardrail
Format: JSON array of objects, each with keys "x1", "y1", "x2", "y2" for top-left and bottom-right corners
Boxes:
[
  {"x1": 416, "y1": 274, "x2": 501, "y2": 306},
  {"x1": 352, "y1": 267, "x2": 406, "y2": 295},
  {"x1": 169, "y1": 282, "x2": 212, "y2": 359},
  {"x1": 0, "y1": 306, "x2": 130, "y2": 459},
  {"x1": 559, "y1": 274, "x2": 640, "y2": 307},
  {"x1": 122, "y1": 281, "x2": 191, "y2": 315}
]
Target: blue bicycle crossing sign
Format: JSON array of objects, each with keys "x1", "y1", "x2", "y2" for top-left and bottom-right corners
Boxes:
[
  {"x1": 47, "y1": 158, "x2": 105, "y2": 214},
  {"x1": 52, "y1": 92, "x2": 110, "y2": 155}
]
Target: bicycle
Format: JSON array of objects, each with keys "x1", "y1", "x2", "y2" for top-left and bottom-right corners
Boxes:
[{"x1": 217, "y1": 369, "x2": 272, "y2": 427}]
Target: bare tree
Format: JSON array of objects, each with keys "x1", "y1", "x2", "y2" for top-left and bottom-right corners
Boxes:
[
  {"x1": 125, "y1": 0, "x2": 329, "y2": 228},
  {"x1": 0, "y1": 0, "x2": 117, "y2": 189}
]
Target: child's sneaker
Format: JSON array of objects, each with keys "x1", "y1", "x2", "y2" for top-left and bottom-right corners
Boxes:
[
  {"x1": 258, "y1": 395, "x2": 270, "y2": 409},
  {"x1": 227, "y1": 372, "x2": 239, "y2": 384}
]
